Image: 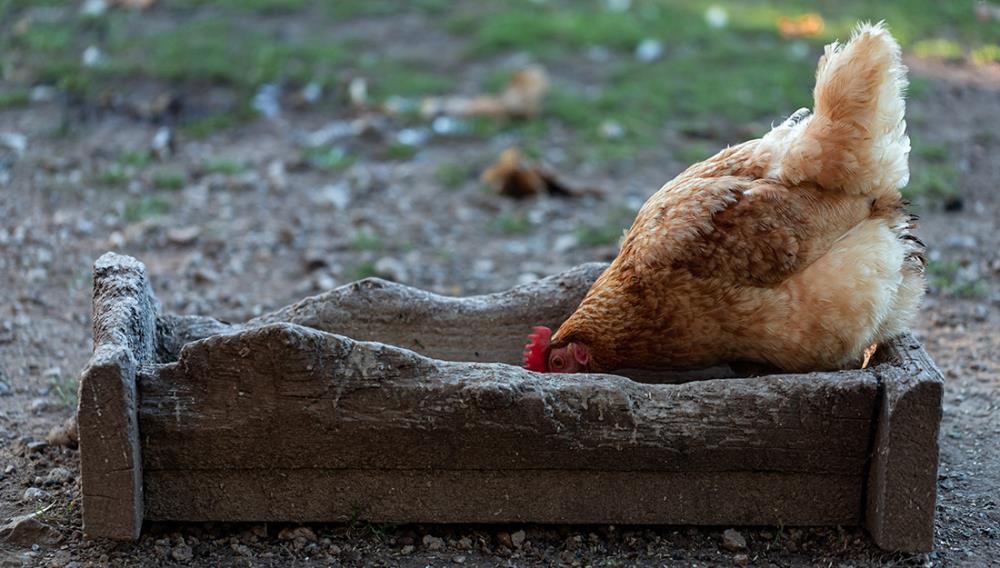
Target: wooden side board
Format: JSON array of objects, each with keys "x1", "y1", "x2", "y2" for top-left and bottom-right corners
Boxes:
[
  {"x1": 139, "y1": 324, "x2": 877, "y2": 475},
  {"x1": 137, "y1": 323, "x2": 878, "y2": 527},
  {"x1": 78, "y1": 253, "x2": 943, "y2": 552},
  {"x1": 865, "y1": 337, "x2": 944, "y2": 552},
  {"x1": 144, "y1": 469, "x2": 864, "y2": 526}
]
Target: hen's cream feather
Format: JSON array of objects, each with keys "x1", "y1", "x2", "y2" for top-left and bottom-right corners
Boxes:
[{"x1": 554, "y1": 23, "x2": 925, "y2": 373}]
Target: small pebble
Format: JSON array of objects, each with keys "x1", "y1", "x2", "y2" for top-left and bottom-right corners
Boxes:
[
  {"x1": 422, "y1": 534, "x2": 444, "y2": 551},
  {"x1": 170, "y1": 544, "x2": 193, "y2": 563},
  {"x1": 374, "y1": 257, "x2": 409, "y2": 283},
  {"x1": 722, "y1": 528, "x2": 747, "y2": 551},
  {"x1": 30, "y1": 398, "x2": 52, "y2": 414},
  {"x1": 635, "y1": 39, "x2": 664, "y2": 62},
  {"x1": 166, "y1": 226, "x2": 201, "y2": 246},
  {"x1": 45, "y1": 467, "x2": 73, "y2": 486},
  {"x1": 22, "y1": 487, "x2": 50, "y2": 501},
  {"x1": 277, "y1": 526, "x2": 316, "y2": 542}
]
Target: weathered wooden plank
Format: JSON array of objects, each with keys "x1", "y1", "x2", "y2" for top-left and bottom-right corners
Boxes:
[
  {"x1": 78, "y1": 253, "x2": 156, "y2": 540},
  {"x1": 138, "y1": 323, "x2": 878, "y2": 475},
  {"x1": 865, "y1": 334, "x2": 943, "y2": 552},
  {"x1": 144, "y1": 469, "x2": 864, "y2": 526},
  {"x1": 160, "y1": 263, "x2": 608, "y2": 366}
]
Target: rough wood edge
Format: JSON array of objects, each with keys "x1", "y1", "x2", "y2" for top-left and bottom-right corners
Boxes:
[
  {"x1": 157, "y1": 263, "x2": 609, "y2": 366},
  {"x1": 139, "y1": 323, "x2": 879, "y2": 474},
  {"x1": 865, "y1": 333, "x2": 944, "y2": 552},
  {"x1": 77, "y1": 252, "x2": 157, "y2": 540}
]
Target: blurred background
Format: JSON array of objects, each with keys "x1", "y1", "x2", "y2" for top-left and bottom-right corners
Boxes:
[{"x1": 1, "y1": 1, "x2": 998, "y2": 565}]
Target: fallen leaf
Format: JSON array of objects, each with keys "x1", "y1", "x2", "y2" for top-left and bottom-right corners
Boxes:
[
  {"x1": 480, "y1": 147, "x2": 589, "y2": 199},
  {"x1": 777, "y1": 13, "x2": 824, "y2": 38}
]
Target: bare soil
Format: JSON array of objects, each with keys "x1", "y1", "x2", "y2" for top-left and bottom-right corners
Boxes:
[{"x1": 1, "y1": 48, "x2": 998, "y2": 568}]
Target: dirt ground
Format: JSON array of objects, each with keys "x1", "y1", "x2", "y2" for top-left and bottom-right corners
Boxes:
[{"x1": 2, "y1": 14, "x2": 1000, "y2": 568}]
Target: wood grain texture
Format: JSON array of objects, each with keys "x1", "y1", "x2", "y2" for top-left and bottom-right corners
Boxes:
[
  {"x1": 865, "y1": 334, "x2": 944, "y2": 552},
  {"x1": 159, "y1": 263, "x2": 608, "y2": 366},
  {"x1": 138, "y1": 322, "x2": 878, "y2": 528},
  {"x1": 139, "y1": 323, "x2": 877, "y2": 475},
  {"x1": 78, "y1": 253, "x2": 156, "y2": 540},
  {"x1": 144, "y1": 469, "x2": 864, "y2": 526}
]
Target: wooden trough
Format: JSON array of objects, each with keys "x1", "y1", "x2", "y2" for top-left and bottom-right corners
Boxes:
[{"x1": 77, "y1": 252, "x2": 943, "y2": 552}]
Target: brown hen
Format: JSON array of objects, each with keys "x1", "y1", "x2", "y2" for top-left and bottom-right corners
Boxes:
[{"x1": 525, "y1": 23, "x2": 925, "y2": 374}]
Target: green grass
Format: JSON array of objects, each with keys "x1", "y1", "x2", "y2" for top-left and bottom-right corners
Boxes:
[
  {"x1": 904, "y1": 163, "x2": 960, "y2": 201},
  {"x1": 352, "y1": 260, "x2": 380, "y2": 280},
  {"x1": 3, "y1": 0, "x2": 999, "y2": 152},
  {"x1": 153, "y1": 171, "x2": 186, "y2": 190},
  {"x1": 352, "y1": 228, "x2": 383, "y2": 251},
  {"x1": 385, "y1": 142, "x2": 419, "y2": 160},
  {"x1": 970, "y1": 44, "x2": 1000, "y2": 66},
  {"x1": 97, "y1": 164, "x2": 129, "y2": 187},
  {"x1": 49, "y1": 373, "x2": 78, "y2": 410},
  {"x1": 490, "y1": 213, "x2": 533, "y2": 235},
  {"x1": 912, "y1": 38, "x2": 963, "y2": 60},
  {"x1": 124, "y1": 195, "x2": 171, "y2": 222},
  {"x1": 359, "y1": 57, "x2": 456, "y2": 101},
  {"x1": 303, "y1": 146, "x2": 355, "y2": 171},
  {"x1": 118, "y1": 150, "x2": 152, "y2": 168},
  {"x1": 575, "y1": 207, "x2": 635, "y2": 246},
  {"x1": 202, "y1": 158, "x2": 245, "y2": 175},
  {"x1": 175, "y1": 0, "x2": 311, "y2": 13},
  {"x1": 435, "y1": 162, "x2": 476, "y2": 190},
  {"x1": 327, "y1": 0, "x2": 450, "y2": 21},
  {"x1": 674, "y1": 141, "x2": 717, "y2": 165},
  {"x1": 0, "y1": 88, "x2": 30, "y2": 110},
  {"x1": 181, "y1": 108, "x2": 256, "y2": 139},
  {"x1": 135, "y1": 19, "x2": 347, "y2": 88},
  {"x1": 927, "y1": 260, "x2": 987, "y2": 299},
  {"x1": 913, "y1": 141, "x2": 950, "y2": 162}
]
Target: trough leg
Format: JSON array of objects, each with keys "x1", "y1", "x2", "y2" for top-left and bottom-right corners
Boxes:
[
  {"x1": 865, "y1": 338, "x2": 944, "y2": 552},
  {"x1": 78, "y1": 347, "x2": 144, "y2": 539},
  {"x1": 78, "y1": 253, "x2": 158, "y2": 540}
]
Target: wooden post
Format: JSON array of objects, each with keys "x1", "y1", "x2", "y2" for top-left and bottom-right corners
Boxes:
[
  {"x1": 77, "y1": 253, "x2": 157, "y2": 540},
  {"x1": 865, "y1": 334, "x2": 944, "y2": 552}
]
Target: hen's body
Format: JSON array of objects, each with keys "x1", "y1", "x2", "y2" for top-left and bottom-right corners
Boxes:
[{"x1": 553, "y1": 23, "x2": 925, "y2": 373}]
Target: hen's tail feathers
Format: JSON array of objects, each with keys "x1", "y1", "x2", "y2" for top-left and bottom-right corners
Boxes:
[{"x1": 764, "y1": 22, "x2": 910, "y2": 197}]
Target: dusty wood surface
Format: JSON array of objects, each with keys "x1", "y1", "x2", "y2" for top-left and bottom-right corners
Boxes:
[
  {"x1": 158, "y1": 263, "x2": 607, "y2": 366},
  {"x1": 144, "y1": 469, "x2": 863, "y2": 526},
  {"x1": 77, "y1": 253, "x2": 155, "y2": 540},
  {"x1": 138, "y1": 323, "x2": 877, "y2": 525},
  {"x1": 159, "y1": 263, "x2": 734, "y2": 382},
  {"x1": 865, "y1": 335, "x2": 944, "y2": 552}
]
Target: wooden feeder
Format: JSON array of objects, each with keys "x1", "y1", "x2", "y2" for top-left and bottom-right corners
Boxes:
[{"x1": 77, "y1": 253, "x2": 943, "y2": 552}]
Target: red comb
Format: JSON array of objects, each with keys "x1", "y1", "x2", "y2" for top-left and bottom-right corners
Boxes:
[{"x1": 523, "y1": 326, "x2": 552, "y2": 372}]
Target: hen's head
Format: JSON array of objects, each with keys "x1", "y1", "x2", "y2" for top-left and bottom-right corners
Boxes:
[{"x1": 522, "y1": 326, "x2": 591, "y2": 373}]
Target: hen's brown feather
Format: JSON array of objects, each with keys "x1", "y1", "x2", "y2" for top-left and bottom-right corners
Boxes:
[{"x1": 553, "y1": 23, "x2": 925, "y2": 373}]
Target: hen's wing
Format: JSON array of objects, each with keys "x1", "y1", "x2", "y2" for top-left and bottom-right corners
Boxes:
[{"x1": 621, "y1": 175, "x2": 864, "y2": 287}]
